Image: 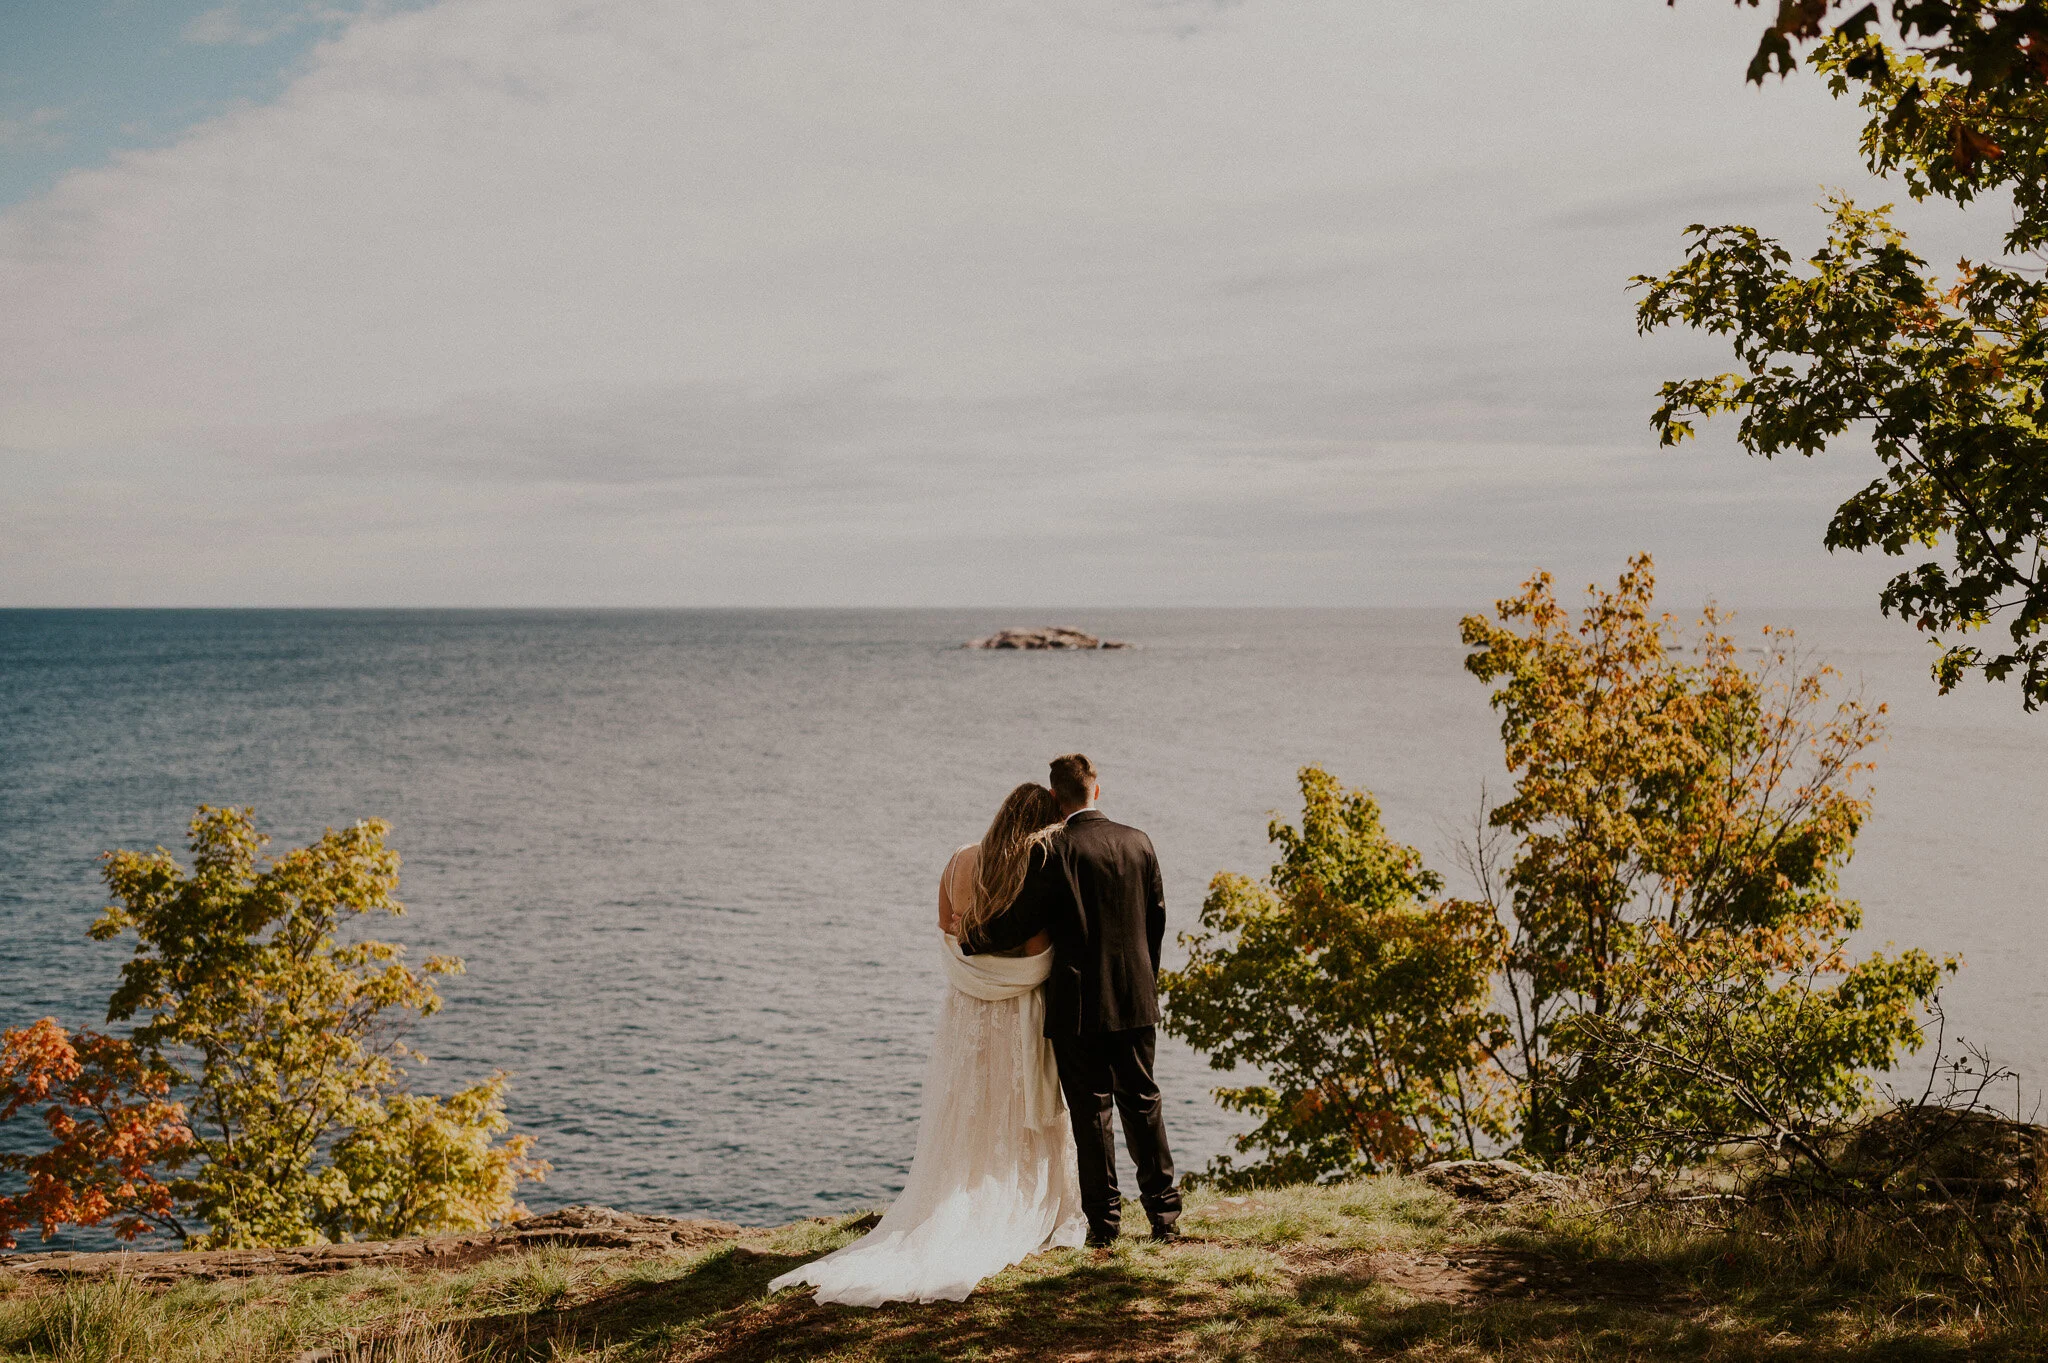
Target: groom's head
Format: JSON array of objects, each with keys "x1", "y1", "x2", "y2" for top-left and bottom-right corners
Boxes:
[{"x1": 1049, "y1": 753, "x2": 1099, "y2": 815}]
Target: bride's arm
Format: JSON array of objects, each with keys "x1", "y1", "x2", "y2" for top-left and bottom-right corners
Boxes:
[{"x1": 938, "y1": 870, "x2": 957, "y2": 935}]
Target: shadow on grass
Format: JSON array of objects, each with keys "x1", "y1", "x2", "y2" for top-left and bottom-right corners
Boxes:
[
  {"x1": 687, "y1": 1255, "x2": 1196, "y2": 1363},
  {"x1": 1337, "y1": 1279, "x2": 2044, "y2": 1363},
  {"x1": 430, "y1": 1239, "x2": 2048, "y2": 1363}
]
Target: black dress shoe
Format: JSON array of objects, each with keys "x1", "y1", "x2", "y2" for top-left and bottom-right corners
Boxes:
[
  {"x1": 1085, "y1": 1227, "x2": 1119, "y2": 1248},
  {"x1": 1149, "y1": 1221, "x2": 1183, "y2": 1243}
]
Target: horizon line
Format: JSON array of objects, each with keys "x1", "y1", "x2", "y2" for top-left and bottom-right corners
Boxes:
[{"x1": 0, "y1": 601, "x2": 1877, "y2": 614}]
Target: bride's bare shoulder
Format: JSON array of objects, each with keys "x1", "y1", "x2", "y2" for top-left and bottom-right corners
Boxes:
[{"x1": 940, "y1": 843, "x2": 979, "y2": 904}]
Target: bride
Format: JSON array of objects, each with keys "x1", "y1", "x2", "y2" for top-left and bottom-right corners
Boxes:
[{"x1": 769, "y1": 783, "x2": 1088, "y2": 1306}]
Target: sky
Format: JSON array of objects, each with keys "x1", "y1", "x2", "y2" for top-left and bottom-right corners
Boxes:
[{"x1": 0, "y1": 0, "x2": 2011, "y2": 608}]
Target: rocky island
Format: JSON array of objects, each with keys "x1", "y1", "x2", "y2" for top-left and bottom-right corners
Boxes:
[{"x1": 963, "y1": 626, "x2": 1128, "y2": 650}]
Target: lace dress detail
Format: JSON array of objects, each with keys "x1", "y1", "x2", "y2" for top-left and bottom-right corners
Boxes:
[{"x1": 769, "y1": 846, "x2": 1087, "y2": 1306}]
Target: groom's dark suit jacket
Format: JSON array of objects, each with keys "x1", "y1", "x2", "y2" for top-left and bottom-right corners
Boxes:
[{"x1": 962, "y1": 809, "x2": 1166, "y2": 1038}]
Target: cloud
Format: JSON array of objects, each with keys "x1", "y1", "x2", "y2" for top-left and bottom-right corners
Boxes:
[
  {"x1": 0, "y1": 0, "x2": 1978, "y2": 606},
  {"x1": 0, "y1": 106, "x2": 65, "y2": 151},
  {"x1": 181, "y1": 2, "x2": 353, "y2": 47}
]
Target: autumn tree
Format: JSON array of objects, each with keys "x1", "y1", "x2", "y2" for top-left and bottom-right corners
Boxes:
[
  {"x1": 0, "y1": 1019, "x2": 193, "y2": 1248},
  {"x1": 1160, "y1": 767, "x2": 1506, "y2": 1187},
  {"x1": 1641, "y1": 1, "x2": 2048, "y2": 708},
  {"x1": 82, "y1": 807, "x2": 546, "y2": 1247},
  {"x1": 1462, "y1": 555, "x2": 1947, "y2": 1162}
]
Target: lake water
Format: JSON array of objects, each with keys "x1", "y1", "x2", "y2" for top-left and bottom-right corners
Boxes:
[{"x1": 2, "y1": 607, "x2": 2044, "y2": 1248}]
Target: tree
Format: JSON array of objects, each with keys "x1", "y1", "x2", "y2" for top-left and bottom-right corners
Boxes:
[
  {"x1": 1461, "y1": 554, "x2": 1946, "y2": 1161},
  {"x1": 1160, "y1": 767, "x2": 1506, "y2": 1187},
  {"x1": 1161, "y1": 560, "x2": 1950, "y2": 1178},
  {"x1": 1641, "y1": 1, "x2": 2048, "y2": 708},
  {"x1": 87, "y1": 807, "x2": 545, "y2": 1247},
  {"x1": 0, "y1": 1019, "x2": 193, "y2": 1248}
]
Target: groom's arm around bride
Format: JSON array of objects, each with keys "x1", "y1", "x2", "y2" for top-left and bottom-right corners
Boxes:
[{"x1": 962, "y1": 753, "x2": 1182, "y2": 1244}]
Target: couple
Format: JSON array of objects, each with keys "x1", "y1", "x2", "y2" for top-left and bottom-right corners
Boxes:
[{"x1": 770, "y1": 753, "x2": 1182, "y2": 1306}]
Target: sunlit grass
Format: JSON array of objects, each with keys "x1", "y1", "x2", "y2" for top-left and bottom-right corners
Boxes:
[{"x1": 1183, "y1": 1176, "x2": 1461, "y2": 1254}]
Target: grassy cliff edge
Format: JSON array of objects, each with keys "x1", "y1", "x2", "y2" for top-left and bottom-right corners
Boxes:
[{"x1": 2, "y1": 1176, "x2": 2042, "y2": 1361}]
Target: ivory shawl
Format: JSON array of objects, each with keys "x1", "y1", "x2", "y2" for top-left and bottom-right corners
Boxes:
[{"x1": 939, "y1": 843, "x2": 1063, "y2": 1129}]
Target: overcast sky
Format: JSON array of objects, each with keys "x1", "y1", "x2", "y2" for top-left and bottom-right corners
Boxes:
[{"x1": 0, "y1": 0, "x2": 2009, "y2": 608}]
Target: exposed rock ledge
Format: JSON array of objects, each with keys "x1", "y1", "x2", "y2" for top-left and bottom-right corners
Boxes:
[
  {"x1": 0, "y1": 1205, "x2": 743, "y2": 1284},
  {"x1": 1421, "y1": 1159, "x2": 1578, "y2": 1206},
  {"x1": 964, "y1": 627, "x2": 1129, "y2": 650}
]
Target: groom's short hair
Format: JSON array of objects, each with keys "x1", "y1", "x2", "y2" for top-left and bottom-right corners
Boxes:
[{"x1": 1049, "y1": 753, "x2": 1097, "y2": 808}]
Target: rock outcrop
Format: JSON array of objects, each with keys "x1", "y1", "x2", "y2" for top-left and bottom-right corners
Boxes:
[
  {"x1": 964, "y1": 627, "x2": 1129, "y2": 650},
  {"x1": 500, "y1": 1204, "x2": 745, "y2": 1251},
  {"x1": 0, "y1": 1205, "x2": 743, "y2": 1284},
  {"x1": 1421, "y1": 1159, "x2": 1577, "y2": 1206}
]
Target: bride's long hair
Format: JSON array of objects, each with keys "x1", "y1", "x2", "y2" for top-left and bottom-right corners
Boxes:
[{"x1": 960, "y1": 782, "x2": 1064, "y2": 940}]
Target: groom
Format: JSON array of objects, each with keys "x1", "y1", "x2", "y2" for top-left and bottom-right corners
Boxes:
[{"x1": 963, "y1": 753, "x2": 1183, "y2": 1245}]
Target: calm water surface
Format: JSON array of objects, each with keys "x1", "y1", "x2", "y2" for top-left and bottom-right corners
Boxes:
[{"x1": 2, "y1": 608, "x2": 2042, "y2": 1247}]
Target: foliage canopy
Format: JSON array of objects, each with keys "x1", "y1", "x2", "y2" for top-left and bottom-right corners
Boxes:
[{"x1": 1643, "y1": 1, "x2": 2048, "y2": 708}]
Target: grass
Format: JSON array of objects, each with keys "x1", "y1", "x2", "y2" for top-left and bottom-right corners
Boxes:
[{"x1": 2, "y1": 1177, "x2": 2044, "y2": 1361}]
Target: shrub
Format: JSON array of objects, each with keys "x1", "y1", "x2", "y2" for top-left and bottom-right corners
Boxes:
[
  {"x1": 1161, "y1": 767, "x2": 1506, "y2": 1185},
  {"x1": 2, "y1": 806, "x2": 546, "y2": 1249}
]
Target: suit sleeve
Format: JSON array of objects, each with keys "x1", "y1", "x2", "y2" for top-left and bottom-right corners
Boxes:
[
  {"x1": 1144, "y1": 837, "x2": 1166, "y2": 974},
  {"x1": 961, "y1": 844, "x2": 1052, "y2": 956}
]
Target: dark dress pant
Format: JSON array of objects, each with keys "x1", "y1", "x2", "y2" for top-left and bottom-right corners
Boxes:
[{"x1": 1051, "y1": 1026, "x2": 1182, "y2": 1235}]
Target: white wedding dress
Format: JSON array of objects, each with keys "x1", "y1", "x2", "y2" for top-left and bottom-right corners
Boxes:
[{"x1": 770, "y1": 845, "x2": 1088, "y2": 1305}]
